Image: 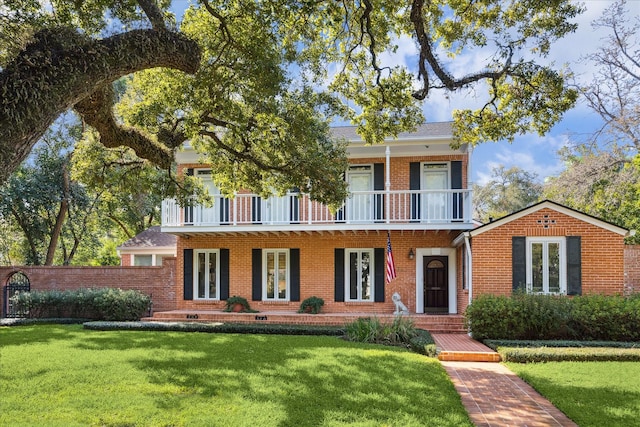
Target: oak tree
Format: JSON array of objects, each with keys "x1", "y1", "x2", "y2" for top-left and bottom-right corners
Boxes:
[{"x1": 1, "y1": 0, "x2": 583, "y2": 206}]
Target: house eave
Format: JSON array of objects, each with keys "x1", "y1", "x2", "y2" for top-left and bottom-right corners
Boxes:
[{"x1": 161, "y1": 222, "x2": 474, "y2": 237}]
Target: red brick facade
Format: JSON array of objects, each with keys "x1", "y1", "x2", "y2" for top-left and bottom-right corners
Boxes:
[{"x1": 466, "y1": 204, "x2": 628, "y2": 313}]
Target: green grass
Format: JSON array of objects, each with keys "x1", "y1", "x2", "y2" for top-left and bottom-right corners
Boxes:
[
  {"x1": 507, "y1": 361, "x2": 640, "y2": 427},
  {"x1": 0, "y1": 325, "x2": 472, "y2": 427}
]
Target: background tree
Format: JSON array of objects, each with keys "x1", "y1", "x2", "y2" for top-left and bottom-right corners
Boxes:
[
  {"x1": 544, "y1": 147, "x2": 640, "y2": 244},
  {"x1": 473, "y1": 165, "x2": 543, "y2": 223},
  {"x1": 545, "y1": 0, "x2": 640, "y2": 243},
  {"x1": 1, "y1": 0, "x2": 583, "y2": 205},
  {"x1": 577, "y1": 0, "x2": 639, "y2": 150},
  {"x1": 0, "y1": 123, "x2": 100, "y2": 265}
]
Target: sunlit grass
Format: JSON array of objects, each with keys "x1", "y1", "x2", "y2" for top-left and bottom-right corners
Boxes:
[
  {"x1": 0, "y1": 325, "x2": 472, "y2": 426},
  {"x1": 508, "y1": 361, "x2": 640, "y2": 427}
]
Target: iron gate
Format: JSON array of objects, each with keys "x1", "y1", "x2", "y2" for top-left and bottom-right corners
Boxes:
[{"x1": 3, "y1": 271, "x2": 30, "y2": 318}]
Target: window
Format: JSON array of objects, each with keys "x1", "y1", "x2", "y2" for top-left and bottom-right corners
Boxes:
[
  {"x1": 194, "y1": 250, "x2": 219, "y2": 299},
  {"x1": 264, "y1": 249, "x2": 289, "y2": 300},
  {"x1": 526, "y1": 238, "x2": 565, "y2": 294},
  {"x1": 422, "y1": 163, "x2": 449, "y2": 221},
  {"x1": 133, "y1": 255, "x2": 153, "y2": 266},
  {"x1": 346, "y1": 165, "x2": 373, "y2": 222},
  {"x1": 346, "y1": 249, "x2": 374, "y2": 301}
]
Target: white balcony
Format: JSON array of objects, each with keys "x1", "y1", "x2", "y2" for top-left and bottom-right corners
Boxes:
[{"x1": 161, "y1": 189, "x2": 473, "y2": 233}]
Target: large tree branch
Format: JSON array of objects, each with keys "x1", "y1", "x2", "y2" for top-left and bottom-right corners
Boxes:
[
  {"x1": 409, "y1": 0, "x2": 513, "y2": 100},
  {"x1": 0, "y1": 27, "x2": 201, "y2": 184}
]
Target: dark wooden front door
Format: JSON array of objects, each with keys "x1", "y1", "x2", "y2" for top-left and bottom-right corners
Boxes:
[{"x1": 424, "y1": 256, "x2": 448, "y2": 313}]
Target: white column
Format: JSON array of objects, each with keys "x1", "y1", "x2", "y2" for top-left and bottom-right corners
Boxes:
[{"x1": 385, "y1": 145, "x2": 391, "y2": 223}]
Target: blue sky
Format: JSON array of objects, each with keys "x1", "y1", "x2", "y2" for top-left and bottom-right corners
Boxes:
[{"x1": 169, "y1": 1, "x2": 637, "y2": 185}]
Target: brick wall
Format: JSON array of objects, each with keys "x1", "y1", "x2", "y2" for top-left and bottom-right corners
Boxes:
[
  {"x1": 177, "y1": 230, "x2": 459, "y2": 314},
  {"x1": 468, "y1": 207, "x2": 626, "y2": 313},
  {"x1": 0, "y1": 258, "x2": 177, "y2": 315},
  {"x1": 624, "y1": 245, "x2": 640, "y2": 295}
]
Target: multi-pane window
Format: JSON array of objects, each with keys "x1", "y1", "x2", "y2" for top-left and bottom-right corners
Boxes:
[
  {"x1": 346, "y1": 165, "x2": 373, "y2": 222},
  {"x1": 422, "y1": 163, "x2": 449, "y2": 221},
  {"x1": 526, "y1": 238, "x2": 565, "y2": 294},
  {"x1": 264, "y1": 249, "x2": 289, "y2": 300},
  {"x1": 346, "y1": 249, "x2": 373, "y2": 301},
  {"x1": 194, "y1": 250, "x2": 219, "y2": 299}
]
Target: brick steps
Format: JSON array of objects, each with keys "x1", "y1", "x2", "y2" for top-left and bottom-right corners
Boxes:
[
  {"x1": 432, "y1": 333, "x2": 501, "y2": 362},
  {"x1": 143, "y1": 310, "x2": 467, "y2": 333}
]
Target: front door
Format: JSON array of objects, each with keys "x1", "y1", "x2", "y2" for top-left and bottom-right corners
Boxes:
[{"x1": 424, "y1": 256, "x2": 448, "y2": 313}]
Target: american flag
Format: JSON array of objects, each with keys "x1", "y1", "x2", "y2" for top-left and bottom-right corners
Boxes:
[{"x1": 386, "y1": 231, "x2": 397, "y2": 283}]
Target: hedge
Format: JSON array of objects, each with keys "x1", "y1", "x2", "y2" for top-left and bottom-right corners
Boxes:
[
  {"x1": 496, "y1": 346, "x2": 640, "y2": 363},
  {"x1": 465, "y1": 293, "x2": 640, "y2": 341},
  {"x1": 10, "y1": 288, "x2": 151, "y2": 321}
]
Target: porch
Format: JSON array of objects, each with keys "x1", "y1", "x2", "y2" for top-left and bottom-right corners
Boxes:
[
  {"x1": 161, "y1": 188, "x2": 472, "y2": 232},
  {"x1": 143, "y1": 309, "x2": 467, "y2": 333}
]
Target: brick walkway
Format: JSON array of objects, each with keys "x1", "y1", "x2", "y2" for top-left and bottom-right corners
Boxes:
[{"x1": 432, "y1": 334, "x2": 578, "y2": 427}]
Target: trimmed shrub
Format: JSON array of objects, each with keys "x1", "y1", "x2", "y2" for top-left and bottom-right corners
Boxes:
[
  {"x1": 84, "y1": 321, "x2": 345, "y2": 336},
  {"x1": 497, "y1": 346, "x2": 640, "y2": 363},
  {"x1": 11, "y1": 288, "x2": 151, "y2": 321},
  {"x1": 466, "y1": 293, "x2": 640, "y2": 342}
]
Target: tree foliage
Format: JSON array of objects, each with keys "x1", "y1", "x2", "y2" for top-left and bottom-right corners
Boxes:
[
  {"x1": 473, "y1": 165, "x2": 542, "y2": 223},
  {"x1": 0, "y1": 0, "x2": 583, "y2": 205},
  {"x1": 0, "y1": 122, "x2": 100, "y2": 265},
  {"x1": 578, "y1": 0, "x2": 639, "y2": 150},
  {"x1": 546, "y1": 1, "x2": 640, "y2": 243},
  {"x1": 544, "y1": 147, "x2": 640, "y2": 243}
]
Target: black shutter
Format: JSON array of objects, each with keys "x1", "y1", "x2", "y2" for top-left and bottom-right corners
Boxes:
[
  {"x1": 334, "y1": 249, "x2": 345, "y2": 302},
  {"x1": 252, "y1": 249, "x2": 262, "y2": 301},
  {"x1": 451, "y1": 161, "x2": 463, "y2": 221},
  {"x1": 252, "y1": 196, "x2": 262, "y2": 224},
  {"x1": 410, "y1": 162, "x2": 421, "y2": 221},
  {"x1": 183, "y1": 249, "x2": 193, "y2": 300},
  {"x1": 220, "y1": 249, "x2": 229, "y2": 300},
  {"x1": 567, "y1": 236, "x2": 582, "y2": 296},
  {"x1": 220, "y1": 197, "x2": 230, "y2": 225},
  {"x1": 336, "y1": 174, "x2": 346, "y2": 223},
  {"x1": 290, "y1": 189, "x2": 300, "y2": 224},
  {"x1": 290, "y1": 249, "x2": 300, "y2": 302},
  {"x1": 374, "y1": 248, "x2": 385, "y2": 302},
  {"x1": 374, "y1": 163, "x2": 384, "y2": 221},
  {"x1": 512, "y1": 237, "x2": 526, "y2": 292},
  {"x1": 185, "y1": 169, "x2": 194, "y2": 224}
]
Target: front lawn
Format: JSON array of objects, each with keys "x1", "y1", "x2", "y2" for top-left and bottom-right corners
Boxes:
[
  {"x1": 507, "y1": 361, "x2": 640, "y2": 427},
  {"x1": 0, "y1": 325, "x2": 472, "y2": 427}
]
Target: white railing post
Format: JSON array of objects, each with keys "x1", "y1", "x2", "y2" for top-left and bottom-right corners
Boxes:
[{"x1": 385, "y1": 146, "x2": 391, "y2": 224}]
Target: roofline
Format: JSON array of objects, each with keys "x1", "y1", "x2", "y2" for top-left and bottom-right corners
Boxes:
[{"x1": 468, "y1": 200, "x2": 629, "y2": 237}]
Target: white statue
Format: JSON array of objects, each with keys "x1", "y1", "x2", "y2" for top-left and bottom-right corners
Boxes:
[{"x1": 392, "y1": 292, "x2": 409, "y2": 315}]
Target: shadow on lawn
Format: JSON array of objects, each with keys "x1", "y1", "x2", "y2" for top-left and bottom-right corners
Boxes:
[
  {"x1": 517, "y1": 375, "x2": 640, "y2": 427},
  {"x1": 74, "y1": 330, "x2": 471, "y2": 426}
]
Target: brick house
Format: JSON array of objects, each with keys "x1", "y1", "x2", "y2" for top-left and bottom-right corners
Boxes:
[
  {"x1": 161, "y1": 122, "x2": 473, "y2": 318},
  {"x1": 159, "y1": 122, "x2": 631, "y2": 322},
  {"x1": 457, "y1": 200, "x2": 630, "y2": 310},
  {"x1": 117, "y1": 226, "x2": 177, "y2": 266}
]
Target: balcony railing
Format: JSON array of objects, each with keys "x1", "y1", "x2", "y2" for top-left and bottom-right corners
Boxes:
[{"x1": 162, "y1": 189, "x2": 472, "y2": 228}]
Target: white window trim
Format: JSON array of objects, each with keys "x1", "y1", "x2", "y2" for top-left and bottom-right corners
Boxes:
[
  {"x1": 344, "y1": 248, "x2": 375, "y2": 302},
  {"x1": 263, "y1": 249, "x2": 290, "y2": 301},
  {"x1": 420, "y1": 162, "x2": 451, "y2": 190},
  {"x1": 193, "y1": 249, "x2": 220, "y2": 300},
  {"x1": 526, "y1": 237, "x2": 566, "y2": 295}
]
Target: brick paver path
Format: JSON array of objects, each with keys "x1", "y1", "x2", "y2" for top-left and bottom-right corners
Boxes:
[{"x1": 442, "y1": 361, "x2": 577, "y2": 426}]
